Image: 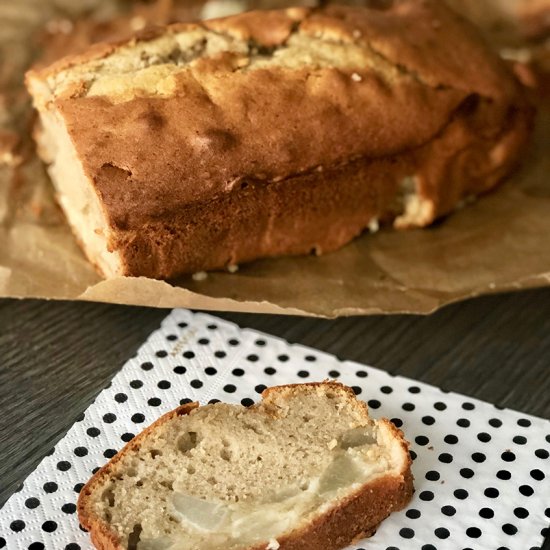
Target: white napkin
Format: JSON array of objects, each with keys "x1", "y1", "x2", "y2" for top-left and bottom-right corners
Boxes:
[{"x1": 1, "y1": 309, "x2": 548, "y2": 550}]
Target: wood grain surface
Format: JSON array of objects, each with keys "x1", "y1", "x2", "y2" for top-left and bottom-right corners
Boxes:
[{"x1": 1, "y1": 291, "x2": 549, "y2": 546}]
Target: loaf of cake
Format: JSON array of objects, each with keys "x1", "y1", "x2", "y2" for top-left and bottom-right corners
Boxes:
[
  {"x1": 78, "y1": 382, "x2": 413, "y2": 550},
  {"x1": 26, "y1": 2, "x2": 533, "y2": 279}
]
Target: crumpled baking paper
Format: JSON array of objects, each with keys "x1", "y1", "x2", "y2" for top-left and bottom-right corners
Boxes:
[{"x1": 0, "y1": 0, "x2": 549, "y2": 317}]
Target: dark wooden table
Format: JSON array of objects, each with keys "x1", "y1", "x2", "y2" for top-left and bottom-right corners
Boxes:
[{"x1": 1, "y1": 291, "x2": 549, "y2": 546}]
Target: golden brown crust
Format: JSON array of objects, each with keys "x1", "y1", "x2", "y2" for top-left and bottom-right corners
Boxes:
[
  {"x1": 257, "y1": 466, "x2": 414, "y2": 550},
  {"x1": 110, "y1": 155, "x2": 408, "y2": 278},
  {"x1": 77, "y1": 382, "x2": 413, "y2": 550},
  {"x1": 261, "y1": 380, "x2": 364, "y2": 401},
  {"x1": 27, "y1": 2, "x2": 533, "y2": 279},
  {"x1": 104, "y1": 96, "x2": 530, "y2": 279}
]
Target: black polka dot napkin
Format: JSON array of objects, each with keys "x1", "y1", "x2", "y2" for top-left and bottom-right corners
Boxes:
[{"x1": 1, "y1": 310, "x2": 548, "y2": 550}]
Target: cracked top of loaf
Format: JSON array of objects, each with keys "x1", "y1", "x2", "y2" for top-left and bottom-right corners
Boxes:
[{"x1": 26, "y1": 1, "x2": 526, "y2": 228}]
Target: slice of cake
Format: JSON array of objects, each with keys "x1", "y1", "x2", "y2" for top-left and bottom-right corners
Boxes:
[{"x1": 78, "y1": 382, "x2": 413, "y2": 549}]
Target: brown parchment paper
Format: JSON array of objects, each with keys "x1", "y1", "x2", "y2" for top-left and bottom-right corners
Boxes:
[{"x1": 0, "y1": 0, "x2": 549, "y2": 318}]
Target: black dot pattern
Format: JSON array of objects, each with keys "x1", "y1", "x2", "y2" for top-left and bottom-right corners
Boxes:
[{"x1": 1, "y1": 310, "x2": 548, "y2": 550}]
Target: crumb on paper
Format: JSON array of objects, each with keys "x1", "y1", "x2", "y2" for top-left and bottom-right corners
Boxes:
[
  {"x1": 351, "y1": 72, "x2": 362, "y2": 82},
  {"x1": 0, "y1": 131, "x2": 21, "y2": 167},
  {"x1": 227, "y1": 264, "x2": 239, "y2": 273},
  {"x1": 130, "y1": 16, "x2": 147, "y2": 31},
  {"x1": 192, "y1": 271, "x2": 208, "y2": 281},
  {"x1": 0, "y1": 151, "x2": 21, "y2": 167},
  {"x1": 266, "y1": 540, "x2": 280, "y2": 550},
  {"x1": 45, "y1": 18, "x2": 74, "y2": 35},
  {"x1": 201, "y1": 0, "x2": 247, "y2": 20},
  {"x1": 500, "y1": 47, "x2": 532, "y2": 64},
  {"x1": 368, "y1": 218, "x2": 379, "y2": 233}
]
